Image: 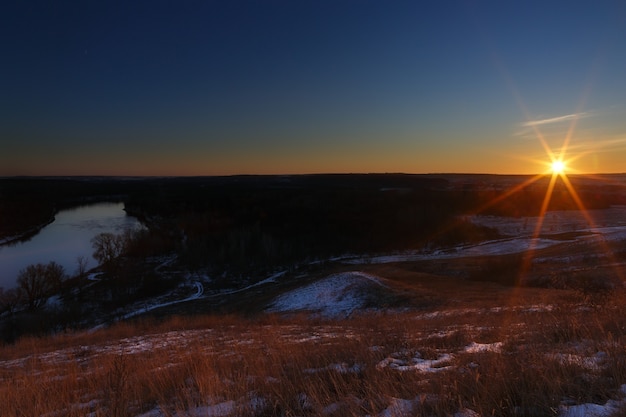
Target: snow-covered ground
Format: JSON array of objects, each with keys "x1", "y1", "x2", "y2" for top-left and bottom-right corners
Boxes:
[
  {"x1": 120, "y1": 281, "x2": 204, "y2": 321},
  {"x1": 559, "y1": 386, "x2": 626, "y2": 417},
  {"x1": 343, "y1": 237, "x2": 558, "y2": 264},
  {"x1": 266, "y1": 272, "x2": 388, "y2": 317},
  {"x1": 471, "y1": 206, "x2": 626, "y2": 238},
  {"x1": 340, "y1": 207, "x2": 626, "y2": 266}
]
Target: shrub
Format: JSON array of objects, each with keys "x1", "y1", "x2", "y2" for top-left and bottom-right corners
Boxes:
[{"x1": 16, "y1": 261, "x2": 66, "y2": 310}]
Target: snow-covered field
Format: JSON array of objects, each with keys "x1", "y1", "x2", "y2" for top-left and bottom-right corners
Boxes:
[
  {"x1": 471, "y1": 206, "x2": 626, "y2": 237},
  {"x1": 340, "y1": 206, "x2": 626, "y2": 266},
  {"x1": 343, "y1": 237, "x2": 558, "y2": 264},
  {"x1": 267, "y1": 272, "x2": 388, "y2": 317}
]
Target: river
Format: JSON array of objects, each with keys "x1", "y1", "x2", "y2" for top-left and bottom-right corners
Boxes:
[{"x1": 0, "y1": 202, "x2": 141, "y2": 289}]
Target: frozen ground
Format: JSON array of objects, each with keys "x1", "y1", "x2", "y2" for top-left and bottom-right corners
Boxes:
[
  {"x1": 343, "y1": 206, "x2": 626, "y2": 266},
  {"x1": 343, "y1": 237, "x2": 558, "y2": 264},
  {"x1": 119, "y1": 281, "x2": 204, "y2": 321},
  {"x1": 266, "y1": 272, "x2": 388, "y2": 317},
  {"x1": 3, "y1": 283, "x2": 625, "y2": 417},
  {"x1": 470, "y1": 206, "x2": 626, "y2": 237}
]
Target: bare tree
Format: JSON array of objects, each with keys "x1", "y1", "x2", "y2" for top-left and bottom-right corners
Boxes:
[
  {"x1": 0, "y1": 287, "x2": 21, "y2": 314},
  {"x1": 16, "y1": 262, "x2": 66, "y2": 310},
  {"x1": 91, "y1": 232, "x2": 126, "y2": 268},
  {"x1": 75, "y1": 255, "x2": 89, "y2": 277}
]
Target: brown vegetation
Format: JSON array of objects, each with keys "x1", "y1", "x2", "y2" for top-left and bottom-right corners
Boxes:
[{"x1": 2, "y1": 285, "x2": 626, "y2": 416}]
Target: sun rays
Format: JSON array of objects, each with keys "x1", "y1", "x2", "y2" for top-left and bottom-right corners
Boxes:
[
  {"x1": 466, "y1": 103, "x2": 624, "y2": 290},
  {"x1": 507, "y1": 109, "x2": 626, "y2": 292},
  {"x1": 516, "y1": 115, "x2": 597, "y2": 280}
]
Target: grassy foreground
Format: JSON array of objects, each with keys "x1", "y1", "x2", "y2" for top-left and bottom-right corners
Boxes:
[{"x1": 2, "y1": 282, "x2": 626, "y2": 417}]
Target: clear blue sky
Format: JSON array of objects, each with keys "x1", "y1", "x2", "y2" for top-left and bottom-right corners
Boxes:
[{"x1": 2, "y1": 0, "x2": 626, "y2": 176}]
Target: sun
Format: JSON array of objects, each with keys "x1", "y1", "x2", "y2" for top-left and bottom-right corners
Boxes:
[{"x1": 551, "y1": 159, "x2": 566, "y2": 174}]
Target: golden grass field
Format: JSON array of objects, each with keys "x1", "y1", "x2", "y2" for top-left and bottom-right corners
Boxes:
[{"x1": 2, "y1": 262, "x2": 626, "y2": 417}]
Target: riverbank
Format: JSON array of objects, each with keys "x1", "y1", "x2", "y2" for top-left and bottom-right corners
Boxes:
[
  {"x1": 0, "y1": 202, "x2": 141, "y2": 290},
  {"x1": 0, "y1": 214, "x2": 56, "y2": 247}
]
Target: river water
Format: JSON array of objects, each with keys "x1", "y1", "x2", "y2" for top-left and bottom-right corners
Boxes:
[{"x1": 0, "y1": 202, "x2": 141, "y2": 289}]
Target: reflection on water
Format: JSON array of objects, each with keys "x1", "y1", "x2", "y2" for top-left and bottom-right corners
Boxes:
[{"x1": 0, "y1": 202, "x2": 141, "y2": 289}]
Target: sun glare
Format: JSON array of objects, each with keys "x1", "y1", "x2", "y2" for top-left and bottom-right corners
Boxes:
[{"x1": 551, "y1": 160, "x2": 565, "y2": 174}]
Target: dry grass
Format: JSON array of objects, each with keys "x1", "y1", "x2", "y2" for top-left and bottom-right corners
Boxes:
[{"x1": 2, "y1": 288, "x2": 626, "y2": 416}]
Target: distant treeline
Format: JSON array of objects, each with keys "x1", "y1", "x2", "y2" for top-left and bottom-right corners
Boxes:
[
  {"x1": 2, "y1": 175, "x2": 626, "y2": 273},
  {"x1": 468, "y1": 176, "x2": 626, "y2": 217},
  {"x1": 124, "y1": 175, "x2": 481, "y2": 271},
  {"x1": 0, "y1": 177, "x2": 142, "y2": 242}
]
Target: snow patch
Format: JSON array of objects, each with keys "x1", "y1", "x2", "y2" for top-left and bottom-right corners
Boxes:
[
  {"x1": 344, "y1": 237, "x2": 557, "y2": 265},
  {"x1": 376, "y1": 351, "x2": 454, "y2": 373},
  {"x1": 305, "y1": 362, "x2": 364, "y2": 375},
  {"x1": 455, "y1": 409, "x2": 481, "y2": 417},
  {"x1": 121, "y1": 281, "x2": 204, "y2": 321},
  {"x1": 548, "y1": 351, "x2": 608, "y2": 371},
  {"x1": 464, "y1": 341, "x2": 503, "y2": 354},
  {"x1": 559, "y1": 400, "x2": 623, "y2": 417},
  {"x1": 267, "y1": 272, "x2": 387, "y2": 317},
  {"x1": 376, "y1": 397, "x2": 419, "y2": 417}
]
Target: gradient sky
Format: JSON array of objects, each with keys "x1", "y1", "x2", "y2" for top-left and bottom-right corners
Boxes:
[{"x1": 2, "y1": 0, "x2": 626, "y2": 176}]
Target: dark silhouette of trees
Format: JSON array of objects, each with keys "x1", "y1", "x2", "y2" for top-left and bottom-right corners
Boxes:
[
  {"x1": 0, "y1": 288, "x2": 21, "y2": 314},
  {"x1": 92, "y1": 232, "x2": 127, "y2": 269},
  {"x1": 16, "y1": 262, "x2": 66, "y2": 310},
  {"x1": 75, "y1": 255, "x2": 89, "y2": 277}
]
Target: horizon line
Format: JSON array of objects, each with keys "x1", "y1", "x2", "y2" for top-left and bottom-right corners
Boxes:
[{"x1": 3, "y1": 171, "x2": 626, "y2": 179}]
